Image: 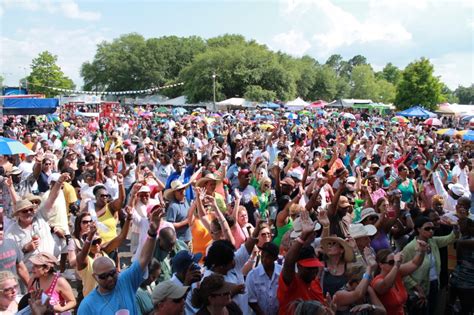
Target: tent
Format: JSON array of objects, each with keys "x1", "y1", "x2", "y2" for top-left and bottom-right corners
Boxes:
[
  {"x1": 2, "y1": 98, "x2": 59, "y2": 115},
  {"x1": 286, "y1": 97, "x2": 309, "y2": 108},
  {"x1": 326, "y1": 99, "x2": 372, "y2": 109},
  {"x1": 396, "y1": 106, "x2": 437, "y2": 118},
  {"x1": 216, "y1": 98, "x2": 254, "y2": 109},
  {"x1": 262, "y1": 102, "x2": 281, "y2": 109},
  {"x1": 160, "y1": 95, "x2": 188, "y2": 106}
]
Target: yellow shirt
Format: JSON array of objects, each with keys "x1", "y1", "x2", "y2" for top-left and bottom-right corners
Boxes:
[
  {"x1": 97, "y1": 205, "x2": 117, "y2": 243},
  {"x1": 77, "y1": 255, "x2": 96, "y2": 296},
  {"x1": 63, "y1": 182, "x2": 78, "y2": 209}
]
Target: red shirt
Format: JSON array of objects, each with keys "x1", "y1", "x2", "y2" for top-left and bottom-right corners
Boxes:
[
  {"x1": 277, "y1": 273, "x2": 324, "y2": 315},
  {"x1": 371, "y1": 274, "x2": 407, "y2": 315}
]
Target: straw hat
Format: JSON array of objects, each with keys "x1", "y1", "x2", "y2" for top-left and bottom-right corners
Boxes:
[
  {"x1": 29, "y1": 252, "x2": 58, "y2": 268},
  {"x1": 13, "y1": 199, "x2": 35, "y2": 216},
  {"x1": 320, "y1": 237, "x2": 355, "y2": 262},
  {"x1": 290, "y1": 217, "x2": 322, "y2": 238},
  {"x1": 196, "y1": 174, "x2": 220, "y2": 187},
  {"x1": 23, "y1": 193, "x2": 43, "y2": 205},
  {"x1": 349, "y1": 223, "x2": 377, "y2": 239},
  {"x1": 163, "y1": 180, "x2": 190, "y2": 201}
]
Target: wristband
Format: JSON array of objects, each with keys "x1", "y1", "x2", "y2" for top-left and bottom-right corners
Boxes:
[
  {"x1": 404, "y1": 212, "x2": 411, "y2": 218},
  {"x1": 295, "y1": 237, "x2": 305, "y2": 245},
  {"x1": 147, "y1": 230, "x2": 157, "y2": 239},
  {"x1": 362, "y1": 273, "x2": 372, "y2": 281}
]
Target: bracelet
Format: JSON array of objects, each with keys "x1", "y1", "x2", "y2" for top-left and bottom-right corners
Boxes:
[
  {"x1": 404, "y1": 212, "x2": 412, "y2": 218},
  {"x1": 147, "y1": 230, "x2": 157, "y2": 239},
  {"x1": 295, "y1": 237, "x2": 305, "y2": 245},
  {"x1": 362, "y1": 273, "x2": 372, "y2": 281},
  {"x1": 84, "y1": 239, "x2": 91, "y2": 244}
]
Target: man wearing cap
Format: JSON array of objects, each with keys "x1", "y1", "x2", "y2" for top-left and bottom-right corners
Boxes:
[
  {"x1": 165, "y1": 157, "x2": 197, "y2": 203},
  {"x1": 246, "y1": 242, "x2": 282, "y2": 315},
  {"x1": 151, "y1": 280, "x2": 188, "y2": 315},
  {"x1": 236, "y1": 168, "x2": 258, "y2": 226},
  {"x1": 277, "y1": 213, "x2": 325, "y2": 314},
  {"x1": 433, "y1": 162, "x2": 471, "y2": 212},
  {"x1": 77, "y1": 205, "x2": 163, "y2": 315}
]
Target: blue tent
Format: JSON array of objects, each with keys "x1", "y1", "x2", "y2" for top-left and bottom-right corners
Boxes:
[
  {"x1": 3, "y1": 98, "x2": 59, "y2": 115},
  {"x1": 396, "y1": 105, "x2": 437, "y2": 119}
]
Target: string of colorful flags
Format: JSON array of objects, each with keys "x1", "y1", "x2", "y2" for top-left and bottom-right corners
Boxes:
[{"x1": 27, "y1": 82, "x2": 184, "y2": 95}]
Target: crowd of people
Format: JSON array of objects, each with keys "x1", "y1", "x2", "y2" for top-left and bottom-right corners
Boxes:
[{"x1": 0, "y1": 107, "x2": 472, "y2": 315}]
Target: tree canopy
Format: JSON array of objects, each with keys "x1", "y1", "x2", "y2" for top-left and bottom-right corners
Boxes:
[
  {"x1": 77, "y1": 33, "x2": 470, "y2": 107},
  {"x1": 27, "y1": 51, "x2": 75, "y2": 97}
]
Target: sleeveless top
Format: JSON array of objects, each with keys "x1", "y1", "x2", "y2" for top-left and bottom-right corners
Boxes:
[
  {"x1": 398, "y1": 179, "x2": 414, "y2": 203},
  {"x1": 30, "y1": 273, "x2": 65, "y2": 311},
  {"x1": 273, "y1": 218, "x2": 293, "y2": 247},
  {"x1": 322, "y1": 266, "x2": 348, "y2": 296},
  {"x1": 97, "y1": 204, "x2": 117, "y2": 243},
  {"x1": 37, "y1": 171, "x2": 50, "y2": 193}
]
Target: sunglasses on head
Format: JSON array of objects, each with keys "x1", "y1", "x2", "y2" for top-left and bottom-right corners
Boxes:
[{"x1": 97, "y1": 269, "x2": 117, "y2": 280}]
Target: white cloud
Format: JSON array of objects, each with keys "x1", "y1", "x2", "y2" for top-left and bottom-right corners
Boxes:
[
  {"x1": 0, "y1": 27, "x2": 107, "y2": 87},
  {"x1": 280, "y1": 0, "x2": 412, "y2": 55},
  {"x1": 272, "y1": 30, "x2": 311, "y2": 56},
  {"x1": 431, "y1": 52, "x2": 474, "y2": 89},
  {"x1": 0, "y1": 0, "x2": 101, "y2": 21}
]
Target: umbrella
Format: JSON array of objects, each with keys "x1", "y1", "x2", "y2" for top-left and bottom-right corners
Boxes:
[
  {"x1": 156, "y1": 107, "x2": 169, "y2": 113},
  {"x1": 460, "y1": 115, "x2": 474, "y2": 122},
  {"x1": 299, "y1": 110, "x2": 311, "y2": 116},
  {"x1": 462, "y1": 130, "x2": 474, "y2": 141},
  {"x1": 259, "y1": 124, "x2": 275, "y2": 131},
  {"x1": 172, "y1": 107, "x2": 187, "y2": 115},
  {"x1": 330, "y1": 112, "x2": 340, "y2": 117},
  {"x1": 342, "y1": 113, "x2": 356, "y2": 120},
  {"x1": 222, "y1": 113, "x2": 235, "y2": 120},
  {"x1": 424, "y1": 118, "x2": 442, "y2": 126},
  {"x1": 62, "y1": 122, "x2": 71, "y2": 127},
  {"x1": 0, "y1": 137, "x2": 33, "y2": 155},
  {"x1": 391, "y1": 116, "x2": 409, "y2": 123},
  {"x1": 284, "y1": 112, "x2": 298, "y2": 120},
  {"x1": 470, "y1": 118, "x2": 474, "y2": 128},
  {"x1": 210, "y1": 113, "x2": 221, "y2": 118},
  {"x1": 261, "y1": 108, "x2": 274, "y2": 113},
  {"x1": 436, "y1": 129, "x2": 457, "y2": 136}
]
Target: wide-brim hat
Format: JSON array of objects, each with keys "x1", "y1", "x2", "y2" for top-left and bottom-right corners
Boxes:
[
  {"x1": 320, "y1": 237, "x2": 355, "y2": 263},
  {"x1": 290, "y1": 217, "x2": 322, "y2": 238},
  {"x1": 164, "y1": 180, "x2": 190, "y2": 201},
  {"x1": 29, "y1": 252, "x2": 58, "y2": 268},
  {"x1": 13, "y1": 199, "x2": 35, "y2": 216},
  {"x1": 448, "y1": 183, "x2": 466, "y2": 198},
  {"x1": 355, "y1": 208, "x2": 379, "y2": 224},
  {"x1": 6, "y1": 167, "x2": 22, "y2": 176},
  {"x1": 349, "y1": 223, "x2": 377, "y2": 239},
  {"x1": 23, "y1": 193, "x2": 43, "y2": 204},
  {"x1": 196, "y1": 174, "x2": 220, "y2": 187}
]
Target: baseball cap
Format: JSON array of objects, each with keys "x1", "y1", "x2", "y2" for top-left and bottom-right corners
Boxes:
[
  {"x1": 152, "y1": 280, "x2": 189, "y2": 305},
  {"x1": 238, "y1": 169, "x2": 251, "y2": 177},
  {"x1": 297, "y1": 258, "x2": 324, "y2": 268},
  {"x1": 171, "y1": 250, "x2": 202, "y2": 273}
]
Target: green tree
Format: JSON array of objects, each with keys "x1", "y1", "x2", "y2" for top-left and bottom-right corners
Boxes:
[
  {"x1": 244, "y1": 85, "x2": 277, "y2": 102},
  {"x1": 0, "y1": 75, "x2": 4, "y2": 87},
  {"x1": 180, "y1": 44, "x2": 295, "y2": 102},
  {"x1": 27, "y1": 51, "x2": 74, "y2": 97},
  {"x1": 207, "y1": 34, "x2": 248, "y2": 48},
  {"x1": 440, "y1": 83, "x2": 459, "y2": 104},
  {"x1": 454, "y1": 84, "x2": 474, "y2": 104},
  {"x1": 395, "y1": 58, "x2": 443, "y2": 110},
  {"x1": 374, "y1": 79, "x2": 396, "y2": 103},
  {"x1": 378, "y1": 63, "x2": 402, "y2": 85},
  {"x1": 350, "y1": 64, "x2": 377, "y2": 99},
  {"x1": 311, "y1": 66, "x2": 338, "y2": 101}
]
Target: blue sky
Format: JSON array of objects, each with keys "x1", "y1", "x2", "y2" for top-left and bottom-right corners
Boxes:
[{"x1": 1, "y1": 0, "x2": 473, "y2": 91}]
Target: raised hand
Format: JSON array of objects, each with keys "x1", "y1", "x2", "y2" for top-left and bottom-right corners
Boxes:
[
  {"x1": 317, "y1": 208, "x2": 330, "y2": 228},
  {"x1": 116, "y1": 173, "x2": 124, "y2": 185},
  {"x1": 149, "y1": 205, "x2": 165, "y2": 231},
  {"x1": 234, "y1": 188, "x2": 242, "y2": 201}
]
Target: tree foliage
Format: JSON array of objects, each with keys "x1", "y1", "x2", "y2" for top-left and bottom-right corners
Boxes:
[
  {"x1": 454, "y1": 84, "x2": 474, "y2": 104},
  {"x1": 395, "y1": 58, "x2": 443, "y2": 111},
  {"x1": 79, "y1": 33, "x2": 459, "y2": 106},
  {"x1": 27, "y1": 51, "x2": 74, "y2": 97}
]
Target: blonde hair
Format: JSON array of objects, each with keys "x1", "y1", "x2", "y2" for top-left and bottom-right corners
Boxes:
[
  {"x1": 0, "y1": 271, "x2": 17, "y2": 287},
  {"x1": 432, "y1": 194, "x2": 444, "y2": 205},
  {"x1": 289, "y1": 204, "x2": 304, "y2": 216}
]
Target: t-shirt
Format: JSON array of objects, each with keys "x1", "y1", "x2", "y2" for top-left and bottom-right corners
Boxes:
[
  {"x1": 166, "y1": 200, "x2": 191, "y2": 242},
  {"x1": 77, "y1": 255, "x2": 99, "y2": 296},
  {"x1": 77, "y1": 260, "x2": 144, "y2": 315},
  {"x1": 371, "y1": 274, "x2": 407, "y2": 315},
  {"x1": 0, "y1": 239, "x2": 23, "y2": 275},
  {"x1": 277, "y1": 273, "x2": 324, "y2": 315}
]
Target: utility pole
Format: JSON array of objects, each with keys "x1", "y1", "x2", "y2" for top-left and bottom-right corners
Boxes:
[{"x1": 212, "y1": 72, "x2": 216, "y2": 111}]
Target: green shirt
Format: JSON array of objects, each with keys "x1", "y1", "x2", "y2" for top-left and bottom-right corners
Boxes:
[{"x1": 153, "y1": 239, "x2": 189, "y2": 283}]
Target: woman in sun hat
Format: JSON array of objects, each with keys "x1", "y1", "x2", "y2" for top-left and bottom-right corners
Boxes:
[
  {"x1": 357, "y1": 207, "x2": 394, "y2": 253},
  {"x1": 320, "y1": 236, "x2": 355, "y2": 296},
  {"x1": 28, "y1": 252, "x2": 76, "y2": 313}
]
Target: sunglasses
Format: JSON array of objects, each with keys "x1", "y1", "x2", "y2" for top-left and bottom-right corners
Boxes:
[
  {"x1": 92, "y1": 238, "x2": 102, "y2": 246},
  {"x1": 97, "y1": 269, "x2": 117, "y2": 280},
  {"x1": 81, "y1": 220, "x2": 92, "y2": 224},
  {"x1": 0, "y1": 284, "x2": 18, "y2": 294},
  {"x1": 43, "y1": 163, "x2": 51, "y2": 166},
  {"x1": 20, "y1": 208, "x2": 35, "y2": 214},
  {"x1": 100, "y1": 194, "x2": 111, "y2": 199},
  {"x1": 384, "y1": 260, "x2": 395, "y2": 266},
  {"x1": 210, "y1": 291, "x2": 231, "y2": 298},
  {"x1": 366, "y1": 216, "x2": 378, "y2": 221},
  {"x1": 260, "y1": 232, "x2": 271, "y2": 237},
  {"x1": 423, "y1": 227, "x2": 435, "y2": 232}
]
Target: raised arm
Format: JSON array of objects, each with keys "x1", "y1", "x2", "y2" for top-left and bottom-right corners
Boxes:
[
  {"x1": 138, "y1": 206, "x2": 162, "y2": 270},
  {"x1": 399, "y1": 240, "x2": 428, "y2": 277},
  {"x1": 42, "y1": 173, "x2": 70, "y2": 219},
  {"x1": 108, "y1": 173, "x2": 125, "y2": 214}
]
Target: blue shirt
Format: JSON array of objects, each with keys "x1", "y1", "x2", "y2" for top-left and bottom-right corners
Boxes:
[
  {"x1": 78, "y1": 260, "x2": 144, "y2": 315},
  {"x1": 166, "y1": 200, "x2": 192, "y2": 242},
  {"x1": 165, "y1": 165, "x2": 195, "y2": 202}
]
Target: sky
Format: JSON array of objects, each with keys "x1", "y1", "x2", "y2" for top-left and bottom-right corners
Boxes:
[{"x1": 1, "y1": 0, "x2": 473, "y2": 90}]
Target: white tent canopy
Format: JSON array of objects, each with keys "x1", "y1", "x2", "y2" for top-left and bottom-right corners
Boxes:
[
  {"x1": 286, "y1": 97, "x2": 310, "y2": 107},
  {"x1": 217, "y1": 97, "x2": 247, "y2": 106},
  {"x1": 161, "y1": 95, "x2": 188, "y2": 106}
]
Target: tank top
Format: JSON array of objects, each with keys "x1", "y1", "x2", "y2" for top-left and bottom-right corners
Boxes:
[
  {"x1": 398, "y1": 179, "x2": 414, "y2": 203},
  {"x1": 322, "y1": 267, "x2": 348, "y2": 296},
  {"x1": 97, "y1": 204, "x2": 117, "y2": 243},
  {"x1": 30, "y1": 273, "x2": 65, "y2": 313},
  {"x1": 273, "y1": 218, "x2": 293, "y2": 247},
  {"x1": 371, "y1": 231, "x2": 390, "y2": 252}
]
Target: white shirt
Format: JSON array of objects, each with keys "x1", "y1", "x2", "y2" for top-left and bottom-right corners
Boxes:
[
  {"x1": 104, "y1": 176, "x2": 119, "y2": 200},
  {"x1": 433, "y1": 170, "x2": 471, "y2": 212},
  {"x1": 246, "y1": 262, "x2": 282, "y2": 315}
]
